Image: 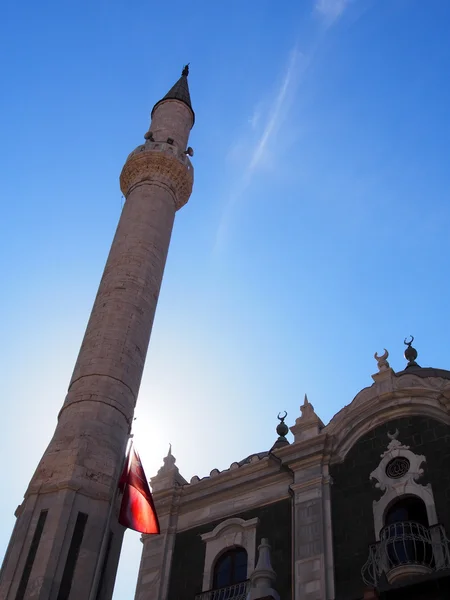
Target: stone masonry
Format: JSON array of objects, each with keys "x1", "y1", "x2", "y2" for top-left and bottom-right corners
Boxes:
[{"x1": 0, "y1": 69, "x2": 194, "y2": 600}]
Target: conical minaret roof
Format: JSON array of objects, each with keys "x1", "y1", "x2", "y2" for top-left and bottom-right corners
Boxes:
[{"x1": 151, "y1": 64, "x2": 195, "y2": 125}]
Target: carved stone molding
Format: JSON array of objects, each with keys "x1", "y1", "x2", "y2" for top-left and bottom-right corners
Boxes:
[
  {"x1": 370, "y1": 431, "x2": 437, "y2": 540},
  {"x1": 200, "y1": 517, "x2": 259, "y2": 591},
  {"x1": 325, "y1": 373, "x2": 450, "y2": 464},
  {"x1": 120, "y1": 147, "x2": 193, "y2": 210}
]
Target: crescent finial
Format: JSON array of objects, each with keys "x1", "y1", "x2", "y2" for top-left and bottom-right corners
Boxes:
[
  {"x1": 404, "y1": 335, "x2": 414, "y2": 346},
  {"x1": 374, "y1": 348, "x2": 389, "y2": 362},
  {"x1": 277, "y1": 411, "x2": 287, "y2": 422},
  {"x1": 387, "y1": 429, "x2": 399, "y2": 441},
  {"x1": 374, "y1": 348, "x2": 390, "y2": 372}
]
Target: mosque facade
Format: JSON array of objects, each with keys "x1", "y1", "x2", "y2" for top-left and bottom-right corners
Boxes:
[{"x1": 135, "y1": 340, "x2": 450, "y2": 600}]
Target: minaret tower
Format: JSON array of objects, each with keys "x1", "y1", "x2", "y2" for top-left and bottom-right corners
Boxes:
[{"x1": 0, "y1": 66, "x2": 195, "y2": 600}]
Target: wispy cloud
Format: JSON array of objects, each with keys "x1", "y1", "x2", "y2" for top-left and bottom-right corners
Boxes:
[
  {"x1": 214, "y1": 46, "x2": 302, "y2": 253},
  {"x1": 248, "y1": 105, "x2": 262, "y2": 130},
  {"x1": 248, "y1": 48, "x2": 300, "y2": 174},
  {"x1": 315, "y1": 0, "x2": 349, "y2": 23}
]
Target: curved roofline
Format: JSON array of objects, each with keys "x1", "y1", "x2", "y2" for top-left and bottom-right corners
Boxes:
[{"x1": 395, "y1": 366, "x2": 450, "y2": 380}]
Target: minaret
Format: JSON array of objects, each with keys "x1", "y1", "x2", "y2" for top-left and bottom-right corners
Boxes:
[{"x1": 0, "y1": 66, "x2": 195, "y2": 600}]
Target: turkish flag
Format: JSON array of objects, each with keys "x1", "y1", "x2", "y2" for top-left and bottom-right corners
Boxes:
[{"x1": 118, "y1": 445, "x2": 160, "y2": 534}]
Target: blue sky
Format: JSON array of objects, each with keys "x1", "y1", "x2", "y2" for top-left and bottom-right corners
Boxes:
[{"x1": 2, "y1": 0, "x2": 450, "y2": 597}]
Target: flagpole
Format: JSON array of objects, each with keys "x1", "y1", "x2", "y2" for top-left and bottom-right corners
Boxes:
[{"x1": 88, "y1": 433, "x2": 133, "y2": 600}]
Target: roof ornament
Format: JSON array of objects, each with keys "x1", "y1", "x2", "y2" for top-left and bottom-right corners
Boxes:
[
  {"x1": 300, "y1": 393, "x2": 315, "y2": 419},
  {"x1": 374, "y1": 349, "x2": 390, "y2": 372},
  {"x1": 277, "y1": 411, "x2": 288, "y2": 437},
  {"x1": 404, "y1": 335, "x2": 420, "y2": 369},
  {"x1": 182, "y1": 63, "x2": 190, "y2": 77},
  {"x1": 157, "y1": 443, "x2": 176, "y2": 474},
  {"x1": 270, "y1": 412, "x2": 289, "y2": 450}
]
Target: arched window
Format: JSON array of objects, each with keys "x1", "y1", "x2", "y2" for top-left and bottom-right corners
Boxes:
[
  {"x1": 382, "y1": 496, "x2": 432, "y2": 568},
  {"x1": 213, "y1": 548, "x2": 248, "y2": 590},
  {"x1": 385, "y1": 495, "x2": 429, "y2": 527}
]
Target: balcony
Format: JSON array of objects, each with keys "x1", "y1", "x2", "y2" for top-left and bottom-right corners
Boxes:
[
  {"x1": 362, "y1": 522, "x2": 450, "y2": 587},
  {"x1": 195, "y1": 580, "x2": 250, "y2": 600}
]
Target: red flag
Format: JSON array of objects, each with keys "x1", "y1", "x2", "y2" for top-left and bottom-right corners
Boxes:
[{"x1": 118, "y1": 445, "x2": 160, "y2": 534}]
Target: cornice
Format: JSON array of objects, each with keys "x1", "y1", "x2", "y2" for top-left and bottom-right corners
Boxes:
[{"x1": 179, "y1": 461, "x2": 290, "y2": 510}]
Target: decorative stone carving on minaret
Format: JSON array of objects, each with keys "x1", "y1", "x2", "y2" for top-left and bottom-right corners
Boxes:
[
  {"x1": 290, "y1": 394, "x2": 324, "y2": 443},
  {"x1": 121, "y1": 65, "x2": 195, "y2": 210},
  {"x1": 0, "y1": 67, "x2": 195, "y2": 600},
  {"x1": 369, "y1": 430, "x2": 437, "y2": 540}
]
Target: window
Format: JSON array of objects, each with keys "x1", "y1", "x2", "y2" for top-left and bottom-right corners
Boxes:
[
  {"x1": 213, "y1": 548, "x2": 248, "y2": 590},
  {"x1": 382, "y1": 496, "x2": 432, "y2": 567},
  {"x1": 385, "y1": 496, "x2": 428, "y2": 527},
  {"x1": 200, "y1": 517, "x2": 258, "y2": 592},
  {"x1": 369, "y1": 431, "x2": 438, "y2": 541}
]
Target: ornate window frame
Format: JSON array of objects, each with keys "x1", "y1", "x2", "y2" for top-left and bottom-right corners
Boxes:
[
  {"x1": 370, "y1": 430, "x2": 438, "y2": 540},
  {"x1": 200, "y1": 517, "x2": 259, "y2": 591}
]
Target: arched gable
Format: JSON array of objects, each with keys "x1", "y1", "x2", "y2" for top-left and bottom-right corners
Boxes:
[{"x1": 324, "y1": 372, "x2": 450, "y2": 464}]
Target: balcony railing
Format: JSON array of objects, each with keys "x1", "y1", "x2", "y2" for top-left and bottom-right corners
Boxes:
[
  {"x1": 195, "y1": 580, "x2": 250, "y2": 600},
  {"x1": 362, "y1": 521, "x2": 450, "y2": 587}
]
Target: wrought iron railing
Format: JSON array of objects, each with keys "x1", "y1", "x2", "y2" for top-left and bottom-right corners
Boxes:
[
  {"x1": 195, "y1": 580, "x2": 250, "y2": 600},
  {"x1": 362, "y1": 521, "x2": 450, "y2": 587}
]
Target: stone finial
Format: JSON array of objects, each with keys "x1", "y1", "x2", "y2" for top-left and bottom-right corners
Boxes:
[
  {"x1": 276, "y1": 412, "x2": 288, "y2": 437},
  {"x1": 404, "y1": 335, "x2": 420, "y2": 368},
  {"x1": 151, "y1": 444, "x2": 187, "y2": 492},
  {"x1": 300, "y1": 394, "x2": 315, "y2": 419},
  {"x1": 374, "y1": 349, "x2": 390, "y2": 372},
  {"x1": 182, "y1": 63, "x2": 190, "y2": 77},
  {"x1": 157, "y1": 444, "x2": 176, "y2": 475},
  {"x1": 247, "y1": 538, "x2": 280, "y2": 600},
  {"x1": 371, "y1": 347, "x2": 394, "y2": 382},
  {"x1": 270, "y1": 412, "x2": 290, "y2": 450},
  {"x1": 290, "y1": 394, "x2": 324, "y2": 443}
]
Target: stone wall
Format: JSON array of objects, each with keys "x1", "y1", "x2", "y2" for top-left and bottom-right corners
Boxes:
[
  {"x1": 167, "y1": 498, "x2": 292, "y2": 600},
  {"x1": 330, "y1": 416, "x2": 450, "y2": 600}
]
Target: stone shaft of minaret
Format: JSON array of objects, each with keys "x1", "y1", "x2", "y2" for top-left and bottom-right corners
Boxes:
[{"x1": 0, "y1": 68, "x2": 194, "y2": 600}]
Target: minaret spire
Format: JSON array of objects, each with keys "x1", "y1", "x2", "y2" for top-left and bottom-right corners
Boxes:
[
  {"x1": 151, "y1": 64, "x2": 195, "y2": 125},
  {"x1": 0, "y1": 69, "x2": 195, "y2": 600}
]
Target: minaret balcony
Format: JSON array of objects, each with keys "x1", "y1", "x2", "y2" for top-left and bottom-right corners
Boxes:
[
  {"x1": 362, "y1": 522, "x2": 450, "y2": 587},
  {"x1": 127, "y1": 140, "x2": 194, "y2": 171},
  {"x1": 195, "y1": 580, "x2": 250, "y2": 600}
]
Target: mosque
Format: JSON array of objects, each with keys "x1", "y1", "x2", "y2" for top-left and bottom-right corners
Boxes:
[{"x1": 1, "y1": 68, "x2": 450, "y2": 600}]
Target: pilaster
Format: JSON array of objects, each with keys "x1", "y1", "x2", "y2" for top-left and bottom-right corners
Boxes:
[
  {"x1": 134, "y1": 450, "x2": 186, "y2": 600},
  {"x1": 282, "y1": 396, "x2": 334, "y2": 600}
]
